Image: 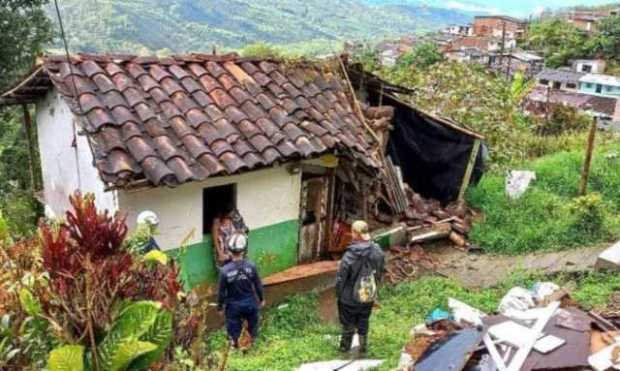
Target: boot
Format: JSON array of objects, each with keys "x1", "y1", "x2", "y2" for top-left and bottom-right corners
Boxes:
[
  {"x1": 359, "y1": 335, "x2": 368, "y2": 354},
  {"x1": 339, "y1": 332, "x2": 354, "y2": 352}
]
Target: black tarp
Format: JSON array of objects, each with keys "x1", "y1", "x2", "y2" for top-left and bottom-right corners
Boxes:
[
  {"x1": 348, "y1": 65, "x2": 485, "y2": 203},
  {"x1": 380, "y1": 94, "x2": 485, "y2": 203}
]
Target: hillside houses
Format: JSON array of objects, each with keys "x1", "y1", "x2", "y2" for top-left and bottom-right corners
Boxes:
[
  {"x1": 525, "y1": 61, "x2": 620, "y2": 123},
  {"x1": 567, "y1": 9, "x2": 619, "y2": 32},
  {"x1": 472, "y1": 15, "x2": 527, "y2": 39}
]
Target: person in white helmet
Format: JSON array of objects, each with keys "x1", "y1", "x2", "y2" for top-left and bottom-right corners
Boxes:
[
  {"x1": 217, "y1": 232, "x2": 264, "y2": 348},
  {"x1": 136, "y1": 210, "x2": 161, "y2": 253}
]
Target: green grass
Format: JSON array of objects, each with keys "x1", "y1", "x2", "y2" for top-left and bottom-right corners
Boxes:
[
  {"x1": 204, "y1": 272, "x2": 620, "y2": 370},
  {"x1": 467, "y1": 141, "x2": 620, "y2": 254}
]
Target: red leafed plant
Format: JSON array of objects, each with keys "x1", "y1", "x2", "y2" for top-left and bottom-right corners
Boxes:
[{"x1": 38, "y1": 192, "x2": 180, "y2": 341}]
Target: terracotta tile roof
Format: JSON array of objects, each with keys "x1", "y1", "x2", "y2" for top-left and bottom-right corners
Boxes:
[{"x1": 31, "y1": 53, "x2": 379, "y2": 188}]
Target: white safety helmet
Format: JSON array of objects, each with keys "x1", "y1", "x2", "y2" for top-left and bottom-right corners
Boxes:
[
  {"x1": 227, "y1": 233, "x2": 248, "y2": 254},
  {"x1": 137, "y1": 210, "x2": 160, "y2": 227}
]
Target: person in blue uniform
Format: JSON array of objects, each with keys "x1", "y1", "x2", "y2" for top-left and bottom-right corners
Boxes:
[{"x1": 217, "y1": 233, "x2": 265, "y2": 348}]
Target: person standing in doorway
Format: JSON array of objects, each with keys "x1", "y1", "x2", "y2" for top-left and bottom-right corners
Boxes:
[
  {"x1": 212, "y1": 208, "x2": 249, "y2": 267},
  {"x1": 335, "y1": 220, "x2": 385, "y2": 354},
  {"x1": 217, "y1": 233, "x2": 265, "y2": 349}
]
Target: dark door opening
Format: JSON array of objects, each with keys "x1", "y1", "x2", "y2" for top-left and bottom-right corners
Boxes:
[
  {"x1": 298, "y1": 175, "x2": 330, "y2": 264},
  {"x1": 596, "y1": 84, "x2": 603, "y2": 94},
  {"x1": 203, "y1": 184, "x2": 236, "y2": 235}
]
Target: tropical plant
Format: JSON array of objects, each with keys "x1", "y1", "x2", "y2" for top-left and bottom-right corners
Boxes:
[
  {"x1": 0, "y1": 314, "x2": 20, "y2": 369},
  {"x1": 47, "y1": 300, "x2": 173, "y2": 371},
  {"x1": 31, "y1": 192, "x2": 181, "y2": 370}
]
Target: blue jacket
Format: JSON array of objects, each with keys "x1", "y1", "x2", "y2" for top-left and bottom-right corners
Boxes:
[{"x1": 217, "y1": 259, "x2": 264, "y2": 310}]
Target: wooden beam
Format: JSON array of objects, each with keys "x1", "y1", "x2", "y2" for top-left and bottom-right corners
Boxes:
[
  {"x1": 579, "y1": 116, "x2": 597, "y2": 196},
  {"x1": 457, "y1": 139, "x2": 482, "y2": 203},
  {"x1": 22, "y1": 104, "x2": 39, "y2": 191}
]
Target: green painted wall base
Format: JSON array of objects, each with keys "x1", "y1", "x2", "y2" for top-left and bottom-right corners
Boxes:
[{"x1": 168, "y1": 219, "x2": 300, "y2": 289}]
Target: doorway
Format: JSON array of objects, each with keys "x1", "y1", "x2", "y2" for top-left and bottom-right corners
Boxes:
[
  {"x1": 298, "y1": 176, "x2": 330, "y2": 264},
  {"x1": 596, "y1": 84, "x2": 603, "y2": 94},
  {"x1": 202, "y1": 184, "x2": 236, "y2": 235}
]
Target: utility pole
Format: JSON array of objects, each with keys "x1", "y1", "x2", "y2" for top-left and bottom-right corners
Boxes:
[{"x1": 579, "y1": 116, "x2": 598, "y2": 196}]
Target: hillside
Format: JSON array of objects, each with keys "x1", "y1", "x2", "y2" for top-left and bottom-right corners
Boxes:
[{"x1": 49, "y1": 0, "x2": 472, "y2": 55}]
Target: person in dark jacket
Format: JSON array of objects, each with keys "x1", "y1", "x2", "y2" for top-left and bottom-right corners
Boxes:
[
  {"x1": 335, "y1": 220, "x2": 385, "y2": 354},
  {"x1": 217, "y1": 233, "x2": 265, "y2": 348}
]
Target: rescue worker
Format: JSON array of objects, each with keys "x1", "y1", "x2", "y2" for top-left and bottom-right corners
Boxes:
[
  {"x1": 335, "y1": 220, "x2": 385, "y2": 354},
  {"x1": 217, "y1": 233, "x2": 265, "y2": 348},
  {"x1": 136, "y1": 210, "x2": 161, "y2": 253}
]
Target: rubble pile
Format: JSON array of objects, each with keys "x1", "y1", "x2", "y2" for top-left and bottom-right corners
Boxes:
[
  {"x1": 396, "y1": 282, "x2": 620, "y2": 371},
  {"x1": 385, "y1": 245, "x2": 438, "y2": 284},
  {"x1": 403, "y1": 188, "x2": 479, "y2": 250}
]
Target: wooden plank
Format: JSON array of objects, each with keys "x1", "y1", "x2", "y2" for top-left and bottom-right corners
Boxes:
[
  {"x1": 457, "y1": 139, "x2": 482, "y2": 203},
  {"x1": 22, "y1": 104, "x2": 38, "y2": 190}
]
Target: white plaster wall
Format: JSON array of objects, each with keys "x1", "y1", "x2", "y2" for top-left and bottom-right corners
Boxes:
[
  {"x1": 36, "y1": 90, "x2": 117, "y2": 218},
  {"x1": 118, "y1": 166, "x2": 302, "y2": 250}
]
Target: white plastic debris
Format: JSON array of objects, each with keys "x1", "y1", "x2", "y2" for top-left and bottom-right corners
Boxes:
[
  {"x1": 498, "y1": 287, "x2": 535, "y2": 314},
  {"x1": 505, "y1": 170, "x2": 536, "y2": 200},
  {"x1": 530, "y1": 282, "x2": 560, "y2": 303},
  {"x1": 448, "y1": 297, "x2": 486, "y2": 326},
  {"x1": 296, "y1": 360, "x2": 384, "y2": 371}
]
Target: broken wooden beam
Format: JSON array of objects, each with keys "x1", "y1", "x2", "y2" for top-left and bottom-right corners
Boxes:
[{"x1": 410, "y1": 223, "x2": 452, "y2": 244}]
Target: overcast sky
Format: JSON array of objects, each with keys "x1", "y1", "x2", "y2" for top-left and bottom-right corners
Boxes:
[{"x1": 443, "y1": 0, "x2": 619, "y2": 17}]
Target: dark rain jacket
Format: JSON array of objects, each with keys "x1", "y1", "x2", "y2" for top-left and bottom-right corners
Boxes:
[
  {"x1": 217, "y1": 259, "x2": 264, "y2": 310},
  {"x1": 335, "y1": 240, "x2": 385, "y2": 306}
]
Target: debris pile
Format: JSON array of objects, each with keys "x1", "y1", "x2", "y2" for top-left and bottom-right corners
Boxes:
[
  {"x1": 403, "y1": 187, "x2": 478, "y2": 251},
  {"x1": 396, "y1": 282, "x2": 620, "y2": 371},
  {"x1": 385, "y1": 245, "x2": 438, "y2": 284}
]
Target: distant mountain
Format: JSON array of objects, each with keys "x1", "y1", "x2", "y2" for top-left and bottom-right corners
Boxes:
[{"x1": 48, "y1": 0, "x2": 473, "y2": 55}]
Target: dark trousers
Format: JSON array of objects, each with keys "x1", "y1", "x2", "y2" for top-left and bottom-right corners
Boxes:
[
  {"x1": 225, "y1": 299, "x2": 259, "y2": 343},
  {"x1": 338, "y1": 300, "x2": 373, "y2": 336}
]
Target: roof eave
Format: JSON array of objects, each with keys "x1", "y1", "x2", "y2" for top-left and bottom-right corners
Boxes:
[{"x1": 0, "y1": 66, "x2": 51, "y2": 107}]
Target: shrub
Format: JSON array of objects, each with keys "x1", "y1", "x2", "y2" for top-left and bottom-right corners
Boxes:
[
  {"x1": 536, "y1": 105, "x2": 591, "y2": 136},
  {"x1": 569, "y1": 193, "x2": 604, "y2": 236}
]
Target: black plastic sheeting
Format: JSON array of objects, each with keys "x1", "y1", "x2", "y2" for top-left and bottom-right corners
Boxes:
[{"x1": 375, "y1": 94, "x2": 485, "y2": 203}]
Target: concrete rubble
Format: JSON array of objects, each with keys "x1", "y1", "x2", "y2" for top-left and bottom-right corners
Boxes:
[{"x1": 395, "y1": 282, "x2": 620, "y2": 371}]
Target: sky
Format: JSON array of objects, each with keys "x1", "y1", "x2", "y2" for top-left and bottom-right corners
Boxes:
[{"x1": 441, "y1": 0, "x2": 619, "y2": 17}]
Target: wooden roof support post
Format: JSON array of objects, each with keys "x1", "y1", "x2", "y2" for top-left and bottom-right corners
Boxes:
[
  {"x1": 22, "y1": 104, "x2": 38, "y2": 191},
  {"x1": 579, "y1": 116, "x2": 597, "y2": 196},
  {"x1": 457, "y1": 139, "x2": 481, "y2": 204}
]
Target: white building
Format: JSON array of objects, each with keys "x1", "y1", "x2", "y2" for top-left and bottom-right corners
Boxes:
[{"x1": 0, "y1": 53, "x2": 380, "y2": 288}]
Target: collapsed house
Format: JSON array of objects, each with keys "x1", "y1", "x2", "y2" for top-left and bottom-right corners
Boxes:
[{"x1": 0, "y1": 53, "x2": 485, "y2": 289}]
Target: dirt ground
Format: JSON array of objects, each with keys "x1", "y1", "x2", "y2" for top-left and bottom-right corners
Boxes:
[{"x1": 426, "y1": 242, "x2": 608, "y2": 288}]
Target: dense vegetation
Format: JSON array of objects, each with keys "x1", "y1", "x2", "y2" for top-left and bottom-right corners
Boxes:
[
  {"x1": 205, "y1": 272, "x2": 620, "y2": 370},
  {"x1": 0, "y1": 0, "x2": 53, "y2": 237},
  {"x1": 48, "y1": 0, "x2": 470, "y2": 56},
  {"x1": 526, "y1": 15, "x2": 620, "y2": 68}
]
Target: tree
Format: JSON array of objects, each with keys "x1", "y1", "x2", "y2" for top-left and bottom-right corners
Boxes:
[
  {"x1": 526, "y1": 19, "x2": 589, "y2": 67},
  {"x1": 398, "y1": 42, "x2": 443, "y2": 69},
  {"x1": 0, "y1": 0, "x2": 54, "y2": 90},
  {"x1": 587, "y1": 15, "x2": 620, "y2": 60},
  {"x1": 0, "y1": 0, "x2": 53, "y2": 236}
]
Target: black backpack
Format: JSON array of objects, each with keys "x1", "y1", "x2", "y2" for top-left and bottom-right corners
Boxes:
[{"x1": 352, "y1": 250, "x2": 378, "y2": 304}]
